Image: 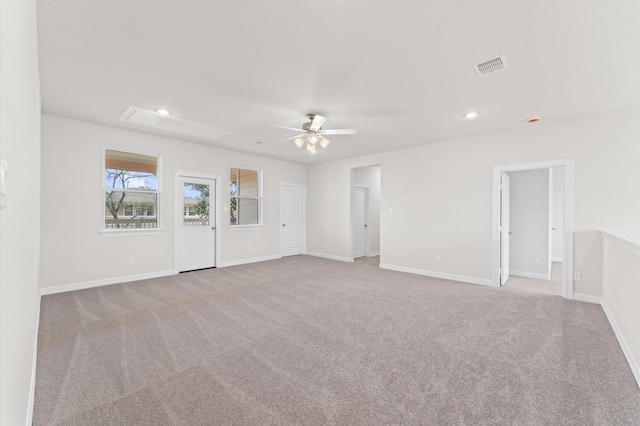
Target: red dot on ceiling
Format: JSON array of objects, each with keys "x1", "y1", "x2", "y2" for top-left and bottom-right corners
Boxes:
[{"x1": 528, "y1": 117, "x2": 540, "y2": 123}]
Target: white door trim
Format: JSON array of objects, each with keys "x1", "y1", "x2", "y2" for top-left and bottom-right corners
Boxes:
[
  {"x1": 491, "y1": 159, "x2": 575, "y2": 299},
  {"x1": 279, "y1": 182, "x2": 307, "y2": 257},
  {"x1": 174, "y1": 171, "x2": 222, "y2": 274}
]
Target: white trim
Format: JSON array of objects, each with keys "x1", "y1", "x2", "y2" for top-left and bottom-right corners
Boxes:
[
  {"x1": 229, "y1": 225, "x2": 263, "y2": 231},
  {"x1": 217, "y1": 254, "x2": 281, "y2": 268},
  {"x1": 572, "y1": 293, "x2": 602, "y2": 305},
  {"x1": 39, "y1": 269, "x2": 175, "y2": 296},
  {"x1": 26, "y1": 292, "x2": 42, "y2": 426},
  {"x1": 174, "y1": 172, "x2": 222, "y2": 275},
  {"x1": 379, "y1": 263, "x2": 493, "y2": 287},
  {"x1": 492, "y1": 158, "x2": 575, "y2": 300},
  {"x1": 100, "y1": 228, "x2": 163, "y2": 237},
  {"x1": 510, "y1": 270, "x2": 549, "y2": 280},
  {"x1": 601, "y1": 299, "x2": 640, "y2": 388},
  {"x1": 305, "y1": 252, "x2": 354, "y2": 263},
  {"x1": 367, "y1": 251, "x2": 380, "y2": 257},
  {"x1": 601, "y1": 230, "x2": 640, "y2": 256},
  {"x1": 552, "y1": 257, "x2": 564, "y2": 262}
]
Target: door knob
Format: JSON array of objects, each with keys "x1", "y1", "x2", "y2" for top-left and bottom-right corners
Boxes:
[
  {"x1": 364, "y1": 224, "x2": 368, "y2": 227},
  {"x1": 508, "y1": 231, "x2": 513, "y2": 235},
  {"x1": 282, "y1": 224, "x2": 286, "y2": 227},
  {"x1": 211, "y1": 227, "x2": 216, "y2": 230}
]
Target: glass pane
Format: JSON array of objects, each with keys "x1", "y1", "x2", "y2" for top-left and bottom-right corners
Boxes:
[
  {"x1": 183, "y1": 182, "x2": 210, "y2": 226},
  {"x1": 231, "y1": 197, "x2": 258, "y2": 226},
  {"x1": 230, "y1": 168, "x2": 258, "y2": 197},
  {"x1": 104, "y1": 191, "x2": 157, "y2": 228},
  {"x1": 105, "y1": 150, "x2": 157, "y2": 190}
]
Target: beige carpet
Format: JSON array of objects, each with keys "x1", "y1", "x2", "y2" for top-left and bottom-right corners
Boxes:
[
  {"x1": 503, "y1": 261, "x2": 564, "y2": 296},
  {"x1": 34, "y1": 255, "x2": 640, "y2": 425}
]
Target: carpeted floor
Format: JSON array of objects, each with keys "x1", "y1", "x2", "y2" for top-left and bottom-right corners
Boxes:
[
  {"x1": 34, "y1": 255, "x2": 640, "y2": 425},
  {"x1": 503, "y1": 261, "x2": 563, "y2": 296}
]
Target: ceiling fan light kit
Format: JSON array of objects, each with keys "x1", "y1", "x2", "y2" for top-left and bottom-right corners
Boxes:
[{"x1": 272, "y1": 114, "x2": 356, "y2": 153}]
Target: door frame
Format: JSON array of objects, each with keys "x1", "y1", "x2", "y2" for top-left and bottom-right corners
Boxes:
[
  {"x1": 173, "y1": 171, "x2": 222, "y2": 274},
  {"x1": 279, "y1": 182, "x2": 307, "y2": 257},
  {"x1": 352, "y1": 183, "x2": 371, "y2": 258},
  {"x1": 491, "y1": 159, "x2": 574, "y2": 299}
]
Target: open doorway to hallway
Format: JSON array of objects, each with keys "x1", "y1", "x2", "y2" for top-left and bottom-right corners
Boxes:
[{"x1": 351, "y1": 165, "x2": 381, "y2": 262}]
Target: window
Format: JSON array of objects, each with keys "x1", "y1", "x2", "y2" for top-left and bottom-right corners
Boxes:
[
  {"x1": 184, "y1": 205, "x2": 197, "y2": 216},
  {"x1": 104, "y1": 149, "x2": 159, "y2": 230},
  {"x1": 230, "y1": 168, "x2": 261, "y2": 226}
]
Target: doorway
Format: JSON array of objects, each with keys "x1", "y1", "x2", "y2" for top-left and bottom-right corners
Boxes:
[
  {"x1": 351, "y1": 165, "x2": 381, "y2": 260},
  {"x1": 492, "y1": 159, "x2": 574, "y2": 299},
  {"x1": 280, "y1": 183, "x2": 306, "y2": 257},
  {"x1": 174, "y1": 173, "x2": 221, "y2": 273}
]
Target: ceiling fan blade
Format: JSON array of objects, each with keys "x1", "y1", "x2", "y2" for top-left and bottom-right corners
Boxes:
[
  {"x1": 319, "y1": 128, "x2": 357, "y2": 135},
  {"x1": 309, "y1": 115, "x2": 327, "y2": 132},
  {"x1": 281, "y1": 133, "x2": 306, "y2": 142},
  {"x1": 271, "y1": 124, "x2": 303, "y2": 132}
]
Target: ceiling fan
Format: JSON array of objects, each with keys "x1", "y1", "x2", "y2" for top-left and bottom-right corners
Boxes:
[{"x1": 272, "y1": 114, "x2": 356, "y2": 152}]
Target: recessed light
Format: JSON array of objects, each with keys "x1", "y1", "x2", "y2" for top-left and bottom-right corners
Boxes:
[
  {"x1": 154, "y1": 108, "x2": 171, "y2": 115},
  {"x1": 463, "y1": 111, "x2": 480, "y2": 119}
]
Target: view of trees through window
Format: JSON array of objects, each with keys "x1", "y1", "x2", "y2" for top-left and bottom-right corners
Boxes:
[{"x1": 104, "y1": 149, "x2": 159, "y2": 229}]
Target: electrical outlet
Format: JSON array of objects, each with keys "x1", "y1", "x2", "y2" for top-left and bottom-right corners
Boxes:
[
  {"x1": 535, "y1": 257, "x2": 541, "y2": 264},
  {"x1": 573, "y1": 272, "x2": 582, "y2": 281},
  {"x1": 435, "y1": 256, "x2": 441, "y2": 264},
  {"x1": 128, "y1": 257, "x2": 135, "y2": 265}
]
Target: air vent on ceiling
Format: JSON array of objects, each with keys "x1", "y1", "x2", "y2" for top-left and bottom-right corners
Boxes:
[
  {"x1": 473, "y1": 54, "x2": 508, "y2": 77},
  {"x1": 119, "y1": 106, "x2": 229, "y2": 142}
]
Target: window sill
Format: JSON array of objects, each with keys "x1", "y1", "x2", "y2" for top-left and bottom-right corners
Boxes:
[
  {"x1": 229, "y1": 225, "x2": 263, "y2": 231},
  {"x1": 100, "y1": 229, "x2": 164, "y2": 237}
]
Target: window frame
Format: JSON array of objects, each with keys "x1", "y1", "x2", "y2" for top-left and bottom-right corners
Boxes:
[
  {"x1": 100, "y1": 147, "x2": 163, "y2": 237},
  {"x1": 229, "y1": 166, "x2": 262, "y2": 229}
]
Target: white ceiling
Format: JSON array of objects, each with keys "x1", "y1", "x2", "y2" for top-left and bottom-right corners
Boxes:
[{"x1": 36, "y1": 0, "x2": 639, "y2": 164}]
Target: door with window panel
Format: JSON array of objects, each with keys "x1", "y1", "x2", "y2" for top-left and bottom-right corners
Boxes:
[{"x1": 178, "y1": 177, "x2": 216, "y2": 272}]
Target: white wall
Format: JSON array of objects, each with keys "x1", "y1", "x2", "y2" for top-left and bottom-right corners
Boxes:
[
  {"x1": 551, "y1": 166, "x2": 565, "y2": 261},
  {"x1": 0, "y1": 0, "x2": 41, "y2": 423},
  {"x1": 306, "y1": 109, "x2": 640, "y2": 296},
  {"x1": 507, "y1": 169, "x2": 550, "y2": 279},
  {"x1": 40, "y1": 115, "x2": 215, "y2": 288},
  {"x1": 354, "y1": 165, "x2": 381, "y2": 254},
  {"x1": 40, "y1": 116, "x2": 306, "y2": 287},
  {"x1": 213, "y1": 147, "x2": 305, "y2": 264},
  {"x1": 601, "y1": 231, "x2": 640, "y2": 386}
]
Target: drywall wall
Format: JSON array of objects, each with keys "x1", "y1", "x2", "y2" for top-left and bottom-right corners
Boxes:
[
  {"x1": 354, "y1": 165, "x2": 381, "y2": 254},
  {"x1": 552, "y1": 166, "x2": 565, "y2": 260},
  {"x1": 507, "y1": 169, "x2": 550, "y2": 279},
  {"x1": 213, "y1": 147, "x2": 305, "y2": 264},
  {"x1": 306, "y1": 108, "x2": 640, "y2": 297},
  {"x1": 39, "y1": 115, "x2": 216, "y2": 288},
  {"x1": 601, "y1": 231, "x2": 640, "y2": 386},
  {"x1": 0, "y1": 0, "x2": 41, "y2": 424},
  {"x1": 40, "y1": 115, "x2": 306, "y2": 289}
]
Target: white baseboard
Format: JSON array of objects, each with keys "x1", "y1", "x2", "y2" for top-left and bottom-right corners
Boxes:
[
  {"x1": 510, "y1": 270, "x2": 549, "y2": 280},
  {"x1": 26, "y1": 291, "x2": 42, "y2": 426},
  {"x1": 601, "y1": 299, "x2": 640, "y2": 389},
  {"x1": 40, "y1": 269, "x2": 175, "y2": 296},
  {"x1": 367, "y1": 251, "x2": 380, "y2": 257},
  {"x1": 572, "y1": 293, "x2": 602, "y2": 305},
  {"x1": 379, "y1": 263, "x2": 493, "y2": 287},
  {"x1": 305, "y1": 252, "x2": 354, "y2": 263},
  {"x1": 552, "y1": 257, "x2": 563, "y2": 262},
  {"x1": 218, "y1": 254, "x2": 281, "y2": 268}
]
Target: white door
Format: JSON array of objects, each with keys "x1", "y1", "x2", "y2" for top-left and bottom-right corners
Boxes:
[
  {"x1": 500, "y1": 172, "x2": 510, "y2": 285},
  {"x1": 178, "y1": 177, "x2": 216, "y2": 272},
  {"x1": 352, "y1": 186, "x2": 368, "y2": 259},
  {"x1": 280, "y1": 184, "x2": 305, "y2": 257}
]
